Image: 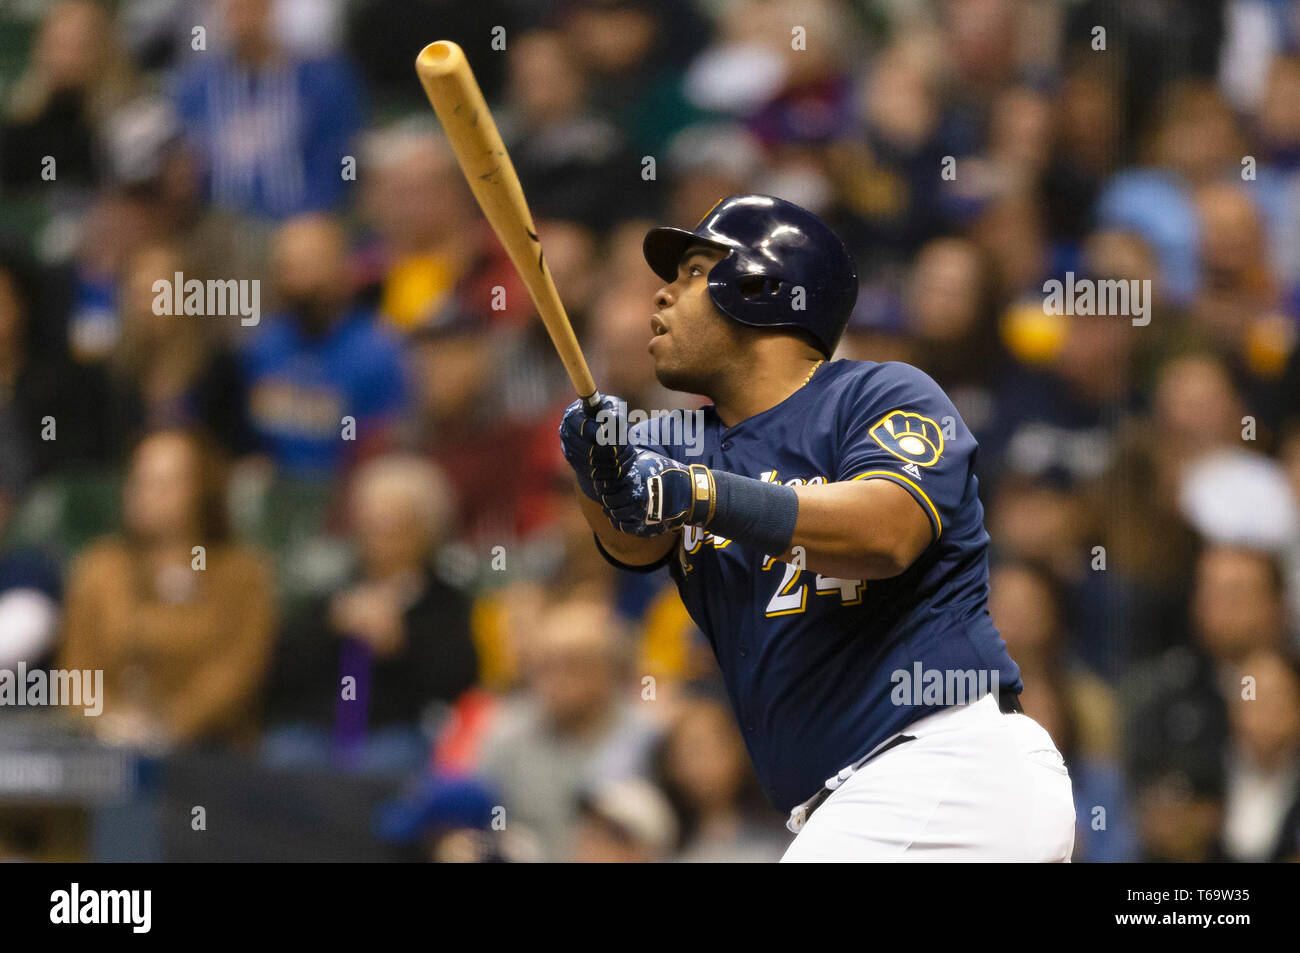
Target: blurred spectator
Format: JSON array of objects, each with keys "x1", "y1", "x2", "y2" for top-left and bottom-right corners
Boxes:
[
  {"x1": 401, "y1": 316, "x2": 562, "y2": 549},
  {"x1": 988, "y1": 297, "x2": 1139, "y2": 491},
  {"x1": 663, "y1": 123, "x2": 763, "y2": 231},
  {"x1": 377, "y1": 773, "x2": 541, "y2": 862},
  {"x1": 0, "y1": 478, "x2": 61, "y2": 671},
  {"x1": 952, "y1": 84, "x2": 1054, "y2": 216},
  {"x1": 475, "y1": 596, "x2": 659, "y2": 860},
  {"x1": 942, "y1": 0, "x2": 1024, "y2": 95},
  {"x1": 571, "y1": 777, "x2": 679, "y2": 863},
  {"x1": 990, "y1": 560, "x2": 1116, "y2": 756},
  {"x1": 1, "y1": 0, "x2": 136, "y2": 193},
  {"x1": 1095, "y1": 81, "x2": 1245, "y2": 306},
  {"x1": 654, "y1": 696, "x2": 788, "y2": 862},
  {"x1": 1123, "y1": 544, "x2": 1291, "y2": 860},
  {"x1": 1133, "y1": 767, "x2": 1227, "y2": 863},
  {"x1": 242, "y1": 213, "x2": 409, "y2": 475},
  {"x1": 105, "y1": 241, "x2": 253, "y2": 455},
  {"x1": 833, "y1": 35, "x2": 948, "y2": 268},
  {"x1": 897, "y1": 236, "x2": 1004, "y2": 435},
  {"x1": 0, "y1": 249, "x2": 78, "y2": 485},
  {"x1": 59, "y1": 428, "x2": 275, "y2": 748},
  {"x1": 0, "y1": 249, "x2": 65, "y2": 659},
  {"x1": 1194, "y1": 544, "x2": 1291, "y2": 666},
  {"x1": 263, "y1": 454, "x2": 477, "y2": 775},
  {"x1": 107, "y1": 100, "x2": 273, "y2": 304},
  {"x1": 986, "y1": 476, "x2": 1090, "y2": 584},
  {"x1": 528, "y1": 218, "x2": 601, "y2": 347},
  {"x1": 975, "y1": 192, "x2": 1050, "y2": 314},
  {"x1": 1223, "y1": 647, "x2": 1300, "y2": 861},
  {"x1": 53, "y1": 105, "x2": 270, "y2": 374},
  {"x1": 63, "y1": 187, "x2": 164, "y2": 366},
  {"x1": 355, "y1": 121, "x2": 531, "y2": 333},
  {"x1": 173, "y1": 0, "x2": 364, "y2": 219},
  {"x1": 1280, "y1": 424, "x2": 1300, "y2": 635},
  {"x1": 1042, "y1": 62, "x2": 1121, "y2": 242},
  {"x1": 559, "y1": 0, "x2": 709, "y2": 157},
  {"x1": 1179, "y1": 448, "x2": 1299, "y2": 556},
  {"x1": 1185, "y1": 182, "x2": 1293, "y2": 422},
  {"x1": 1252, "y1": 55, "x2": 1300, "y2": 302},
  {"x1": 502, "y1": 29, "x2": 642, "y2": 230},
  {"x1": 1094, "y1": 352, "x2": 1246, "y2": 661},
  {"x1": 1150, "y1": 353, "x2": 1249, "y2": 481}
]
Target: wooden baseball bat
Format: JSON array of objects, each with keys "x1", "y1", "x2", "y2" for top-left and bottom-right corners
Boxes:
[{"x1": 415, "y1": 40, "x2": 600, "y2": 409}]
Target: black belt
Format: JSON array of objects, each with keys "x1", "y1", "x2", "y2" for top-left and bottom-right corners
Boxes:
[{"x1": 787, "y1": 689, "x2": 1024, "y2": 833}]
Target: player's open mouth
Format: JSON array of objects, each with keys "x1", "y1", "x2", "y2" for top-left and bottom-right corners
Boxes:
[{"x1": 649, "y1": 314, "x2": 669, "y2": 353}]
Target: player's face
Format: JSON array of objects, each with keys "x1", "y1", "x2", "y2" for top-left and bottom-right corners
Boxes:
[{"x1": 649, "y1": 246, "x2": 744, "y2": 394}]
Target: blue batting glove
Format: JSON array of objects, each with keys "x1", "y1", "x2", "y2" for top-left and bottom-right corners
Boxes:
[
  {"x1": 559, "y1": 395, "x2": 635, "y2": 502},
  {"x1": 594, "y1": 448, "x2": 704, "y2": 537}
]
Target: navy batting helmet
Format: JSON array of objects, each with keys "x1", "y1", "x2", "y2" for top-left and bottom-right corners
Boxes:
[{"x1": 643, "y1": 194, "x2": 859, "y2": 357}]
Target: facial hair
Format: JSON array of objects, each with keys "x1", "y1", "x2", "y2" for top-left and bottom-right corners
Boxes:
[{"x1": 283, "y1": 292, "x2": 339, "y2": 338}]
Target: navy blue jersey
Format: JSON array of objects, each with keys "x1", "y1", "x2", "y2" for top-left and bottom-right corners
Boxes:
[{"x1": 624, "y1": 359, "x2": 1020, "y2": 812}]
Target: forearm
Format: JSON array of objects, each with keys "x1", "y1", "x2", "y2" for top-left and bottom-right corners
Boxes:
[
  {"x1": 783, "y1": 481, "x2": 933, "y2": 580},
  {"x1": 572, "y1": 437, "x2": 930, "y2": 578},
  {"x1": 682, "y1": 469, "x2": 931, "y2": 580},
  {"x1": 575, "y1": 484, "x2": 677, "y2": 567}
]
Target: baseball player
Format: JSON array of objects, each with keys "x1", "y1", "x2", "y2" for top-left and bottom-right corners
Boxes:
[{"x1": 559, "y1": 195, "x2": 1076, "y2": 861}]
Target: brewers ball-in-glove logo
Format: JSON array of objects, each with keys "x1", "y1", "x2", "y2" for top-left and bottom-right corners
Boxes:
[{"x1": 869, "y1": 410, "x2": 944, "y2": 466}]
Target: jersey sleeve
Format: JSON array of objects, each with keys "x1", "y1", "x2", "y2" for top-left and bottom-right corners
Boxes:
[{"x1": 833, "y1": 362, "x2": 974, "y2": 540}]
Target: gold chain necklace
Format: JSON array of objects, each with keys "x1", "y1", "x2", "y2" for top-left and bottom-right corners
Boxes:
[{"x1": 800, "y1": 359, "x2": 824, "y2": 389}]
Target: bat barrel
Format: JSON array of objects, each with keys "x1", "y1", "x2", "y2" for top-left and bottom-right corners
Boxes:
[
  {"x1": 415, "y1": 41, "x2": 465, "y2": 80},
  {"x1": 414, "y1": 39, "x2": 599, "y2": 403}
]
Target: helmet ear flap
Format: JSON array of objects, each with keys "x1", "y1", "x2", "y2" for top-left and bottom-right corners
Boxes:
[{"x1": 736, "y1": 275, "x2": 786, "y2": 299}]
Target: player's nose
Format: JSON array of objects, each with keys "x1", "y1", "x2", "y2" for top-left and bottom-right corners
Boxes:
[{"x1": 654, "y1": 284, "x2": 675, "y2": 310}]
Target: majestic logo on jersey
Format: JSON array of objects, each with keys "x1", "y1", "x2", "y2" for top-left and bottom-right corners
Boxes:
[{"x1": 869, "y1": 410, "x2": 944, "y2": 467}]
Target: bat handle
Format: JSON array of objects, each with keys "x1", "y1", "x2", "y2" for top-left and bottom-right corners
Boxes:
[{"x1": 582, "y1": 390, "x2": 604, "y2": 416}]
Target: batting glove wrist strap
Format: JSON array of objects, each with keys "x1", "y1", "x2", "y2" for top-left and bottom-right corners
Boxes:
[
  {"x1": 699, "y1": 468, "x2": 799, "y2": 556},
  {"x1": 645, "y1": 464, "x2": 718, "y2": 527},
  {"x1": 687, "y1": 464, "x2": 716, "y2": 525}
]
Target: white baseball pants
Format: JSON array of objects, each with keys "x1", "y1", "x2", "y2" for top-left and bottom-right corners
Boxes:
[{"x1": 781, "y1": 692, "x2": 1076, "y2": 862}]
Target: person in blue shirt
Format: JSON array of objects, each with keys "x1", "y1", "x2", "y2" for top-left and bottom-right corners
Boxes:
[
  {"x1": 173, "y1": 0, "x2": 364, "y2": 220},
  {"x1": 243, "y1": 214, "x2": 408, "y2": 475},
  {"x1": 560, "y1": 195, "x2": 1076, "y2": 861}
]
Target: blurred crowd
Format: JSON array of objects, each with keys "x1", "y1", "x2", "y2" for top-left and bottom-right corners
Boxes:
[{"x1": 1, "y1": 0, "x2": 1300, "y2": 862}]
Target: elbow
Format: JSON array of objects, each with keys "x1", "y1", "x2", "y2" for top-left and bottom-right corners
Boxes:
[{"x1": 857, "y1": 551, "x2": 912, "y2": 580}]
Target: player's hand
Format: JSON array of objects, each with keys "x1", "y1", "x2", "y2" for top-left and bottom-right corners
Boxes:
[
  {"x1": 594, "y1": 448, "x2": 697, "y2": 537},
  {"x1": 559, "y1": 395, "x2": 635, "y2": 502}
]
